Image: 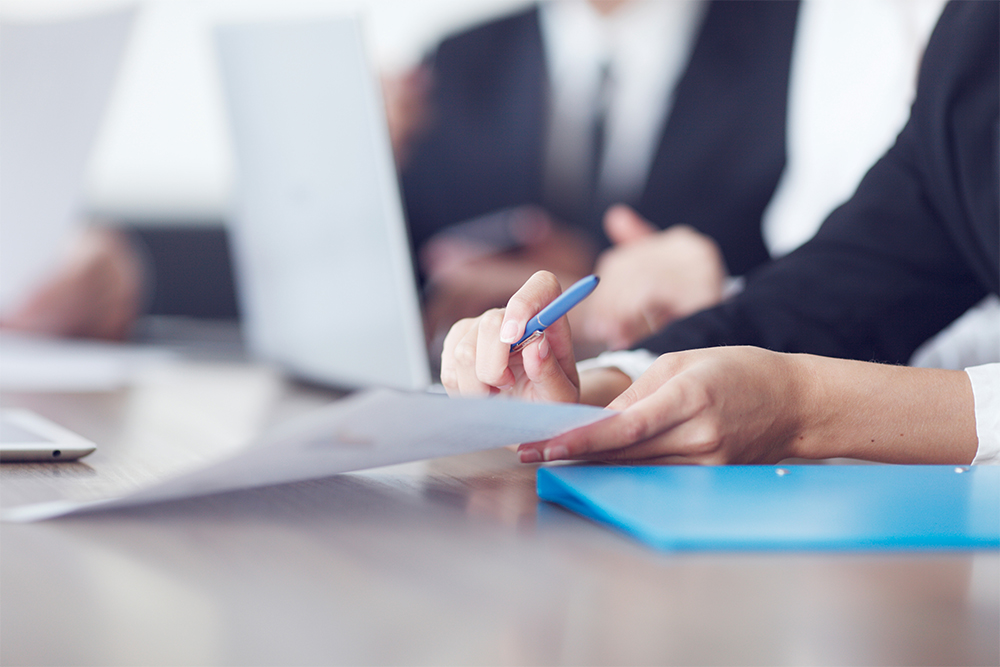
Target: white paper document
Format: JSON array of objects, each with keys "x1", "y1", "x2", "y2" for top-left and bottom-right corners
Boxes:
[
  {"x1": 2, "y1": 389, "x2": 613, "y2": 522},
  {"x1": 0, "y1": 8, "x2": 134, "y2": 312}
]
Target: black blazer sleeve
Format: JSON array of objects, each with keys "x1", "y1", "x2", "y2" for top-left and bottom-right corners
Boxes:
[{"x1": 640, "y1": 0, "x2": 999, "y2": 365}]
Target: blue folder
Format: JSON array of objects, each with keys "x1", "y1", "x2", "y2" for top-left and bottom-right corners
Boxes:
[{"x1": 536, "y1": 465, "x2": 1000, "y2": 551}]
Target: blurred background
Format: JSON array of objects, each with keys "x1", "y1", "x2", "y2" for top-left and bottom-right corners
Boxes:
[
  {"x1": 1, "y1": 0, "x2": 531, "y2": 224},
  {"x1": 3, "y1": 0, "x2": 993, "y2": 374}
]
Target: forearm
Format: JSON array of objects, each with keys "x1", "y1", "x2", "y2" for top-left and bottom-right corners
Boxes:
[{"x1": 790, "y1": 355, "x2": 978, "y2": 464}]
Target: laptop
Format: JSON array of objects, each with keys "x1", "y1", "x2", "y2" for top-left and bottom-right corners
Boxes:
[{"x1": 215, "y1": 17, "x2": 431, "y2": 391}]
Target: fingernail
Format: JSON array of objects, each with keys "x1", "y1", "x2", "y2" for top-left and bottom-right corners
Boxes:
[
  {"x1": 536, "y1": 335, "x2": 550, "y2": 360},
  {"x1": 544, "y1": 445, "x2": 568, "y2": 461},
  {"x1": 499, "y1": 320, "x2": 519, "y2": 343},
  {"x1": 519, "y1": 449, "x2": 542, "y2": 463},
  {"x1": 498, "y1": 382, "x2": 514, "y2": 391}
]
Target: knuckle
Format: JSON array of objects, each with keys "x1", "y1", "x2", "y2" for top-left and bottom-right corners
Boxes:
[
  {"x1": 685, "y1": 421, "x2": 723, "y2": 456},
  {"x1": 443, "y1": 317, "x2": 475, "y2": 348},
  {"x1": 684, "y1": 381, "x2": 714, "y2": 416},
  {"x1": 619, "y1": 412, "x2": 651, "y2": 444},
  {"x1": 453, "y1": 338, "x2": 477, "y2": 367},
  {"x1": 481, "y1": 308, "x2": 504, "y2": 327}
]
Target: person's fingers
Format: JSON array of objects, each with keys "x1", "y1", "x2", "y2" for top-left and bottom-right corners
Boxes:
[
  {"x1": 603, "y1": 205, "x2": 658, "y2": 246},
  {"x1": 499, "y1": 271, "x2": 563, "y2": 344},
  {"x1": 550, "y1": 416, "x2": 720, "y2": 464},
  {"x1": 577, "y1": 252, "x2": 632, "y2": 345},
  {"x1": 521, "y1": 372, "x2": 696, "y2": 461},
  {"x1": 519, "y1": 330, "x2": 578, "y2": 403},
  {"x1": 581, "y1": 288, "x2": 654, "y2": 351},
  {"x1": 517, "y1": 437, "x2": 698, "y2": 465},
  {"x1": 476, "y1": 309, "x2": 516, "y2": 390},
  {"x1": 537, "y1": 315, "x2": 578, "y2": 385},
  {"x1": 440, "y1": 317, "x2": 478, "y2": 395},
  {"x1": 1, "y1": 228, "x2": 143, "y2": 341},
  {"x1": 452, "y1": 320, "x2": 495, "y2": 396},
  {"x1": 604, "y1": 353, "x2": 688, "y2": 412}
]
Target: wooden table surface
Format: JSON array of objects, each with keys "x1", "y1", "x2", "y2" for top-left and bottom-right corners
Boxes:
[{"x1": 2, "y1": 359, "x2": 998, "y2": 666}]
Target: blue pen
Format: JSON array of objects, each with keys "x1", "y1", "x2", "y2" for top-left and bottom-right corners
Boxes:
[{"x1": 510, "y1": 274, "x2": 600, "y2": 353}]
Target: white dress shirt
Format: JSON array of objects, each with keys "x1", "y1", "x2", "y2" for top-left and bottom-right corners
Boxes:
[
  {"x1": 761, "y1": 0, "x2": 946, "y2": 257},
  {"x1": 761, "y1": 0, "x2": 997, "y2": 370},
  {"x1": 539, "y1": 0, "x2": 705, "y2": 209},
  {"x1": 968, "y1": 364, "x2": 1000, "y2": 465}
]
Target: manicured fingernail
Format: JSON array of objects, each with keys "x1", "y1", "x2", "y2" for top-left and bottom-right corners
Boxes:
[
  {"x1": 499, "y1": 320, "x2": 519, "y2": 343},
  {"x1": 519, "y1": 449, "x2": 542, "y2": 463},
  {"x1": 544, "y1": 445, "x2": 568, "y2": 461},
  {"x1": 536, "y1": 335, "x2": 550, "y2": 360}
]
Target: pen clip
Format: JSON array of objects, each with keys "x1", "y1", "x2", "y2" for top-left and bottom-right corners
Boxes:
[{"x1": 510, "y1": 330, "x2": 543, "y2": 354}]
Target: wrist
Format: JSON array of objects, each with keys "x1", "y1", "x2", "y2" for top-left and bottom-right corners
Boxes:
[
  {"x1": 780, "y1": 355, "x2": 979, "y2": 464},
  {"x1": 780, "y1": 353, "x2": 828, "y2": 460}
]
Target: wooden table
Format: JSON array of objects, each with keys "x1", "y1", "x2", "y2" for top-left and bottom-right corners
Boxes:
[{"x1": 2, "y1": 359, "x2": 998, "y2": 666}]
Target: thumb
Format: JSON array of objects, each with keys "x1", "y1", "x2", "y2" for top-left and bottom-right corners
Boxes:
[{"x1": 603, "y1": 205, "x2": 658, "y2": 246}]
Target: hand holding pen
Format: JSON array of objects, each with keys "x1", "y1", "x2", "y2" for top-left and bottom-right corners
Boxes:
[{"x1": 440, "y1": 271, "x2": 598, "y2": 403}]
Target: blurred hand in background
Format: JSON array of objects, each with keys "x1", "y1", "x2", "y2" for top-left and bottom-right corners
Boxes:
[
  {"x1": 1, "y1": 227, "x2": 144, "y2": 341},
  {"x1": 421, "y1": 206, "x2": 596, "y2": 351},
  {"x1": 574, "y1": 205, "x2": 726, "y2": 350}
]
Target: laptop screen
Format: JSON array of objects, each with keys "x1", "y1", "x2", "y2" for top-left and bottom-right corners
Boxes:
[{"x1": 216, "y1": 17, "x2": 431, "y2": 391}]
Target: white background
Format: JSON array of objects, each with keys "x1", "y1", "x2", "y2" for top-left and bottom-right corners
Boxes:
[{"x1": 0, "y1": 0, "x2": 531, "y2": 222}]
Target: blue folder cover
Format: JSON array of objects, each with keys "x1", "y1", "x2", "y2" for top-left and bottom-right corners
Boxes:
[{"x1": 536, "y1": 465, "x2": 1000, "y2": 551}]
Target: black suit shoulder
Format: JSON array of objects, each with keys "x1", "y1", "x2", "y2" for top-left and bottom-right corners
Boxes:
[
  {"x1": 643, "y1": 0, "x2": 999, "y2": 363},
  {"x1": 639, "y1": 0, "x2": 799, "y2": 275}
]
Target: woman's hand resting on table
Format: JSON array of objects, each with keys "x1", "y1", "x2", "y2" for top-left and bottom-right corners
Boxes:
[{"x1": 516, "y1": 346, "x2": 807, "y2": 465}]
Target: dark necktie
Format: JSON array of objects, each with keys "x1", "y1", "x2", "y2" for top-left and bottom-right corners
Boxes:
[{"x1": 588, "y1": 61, "x2": 614, "y2": 239}]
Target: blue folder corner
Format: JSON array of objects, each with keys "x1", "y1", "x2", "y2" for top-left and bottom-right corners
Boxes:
[{"x1": 536, "y1": 465, "x2": 1000, "y2": 551}]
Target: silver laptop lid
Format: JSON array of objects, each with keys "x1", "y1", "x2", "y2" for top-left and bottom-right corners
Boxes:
[{"x1": 216, "y1": 17, "x2": 430, "y2": 391}]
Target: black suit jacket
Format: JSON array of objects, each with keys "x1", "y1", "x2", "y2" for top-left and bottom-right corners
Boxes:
[
  {"x1": 401, "y1": 1, "x2": 800, "y2": 276},
  {"x1": 641, "y1": 0, "x2": 999, "y2": 365}
]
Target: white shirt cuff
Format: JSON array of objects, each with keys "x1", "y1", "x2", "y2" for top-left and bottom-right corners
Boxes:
[
  {"x1": 577, "y1": 349, "x2": 657, "y2": 383},
  {"x1": 967, "y1": 363, "x2": 1000, "y2": 465}
]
